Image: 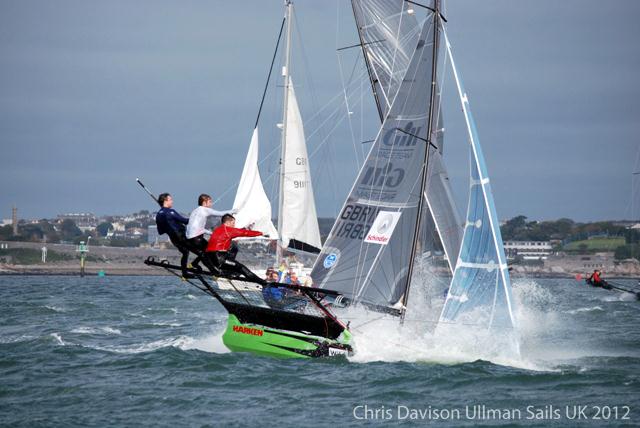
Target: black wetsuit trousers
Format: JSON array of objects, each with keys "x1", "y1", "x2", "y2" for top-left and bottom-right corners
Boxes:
[
  {"x1": 186, "y1": 235, "x2": 208, "y2": 269},
  {"x1": 205, "y1": 251, "x2": 264, "y2": 284},
  {"x1": 167, "y1": 231, "x2": 190, "y2": 275}
]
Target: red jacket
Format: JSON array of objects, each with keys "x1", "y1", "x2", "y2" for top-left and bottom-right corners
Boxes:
[{"x1": 206, "y1": 224, "x2": 262, "y2": 252}]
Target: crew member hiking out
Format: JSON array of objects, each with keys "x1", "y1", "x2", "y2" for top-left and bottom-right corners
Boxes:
[
  {"x1": 186, "y1": 193, "x2": 235, "y2": 270},
  {"x1": 205, "y1": 214, "x2": 265, "y2": 284},
  {"x1": 155, "y1": 193, "x2": 192, "y2": 278}
]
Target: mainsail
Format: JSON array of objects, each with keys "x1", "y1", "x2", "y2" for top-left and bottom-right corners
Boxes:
[
  {"x1": 351, "y1": 0, "x2": 462, "y2": 272},
  {"x1": 439, "y1": 29, "x2": 517, "y2": 332},
  {"x1": 350, "y1": 0, "x2": 421, "y2": 120},
  {"x1": 280, "y1": 77, "x2": 322, "y2": 252},
  {"x1": 311, "y1": 13, "x2": 438, "y2": 311},
  {"x1": 232, "y1": 128, "x2": 278, "y2": 238}
]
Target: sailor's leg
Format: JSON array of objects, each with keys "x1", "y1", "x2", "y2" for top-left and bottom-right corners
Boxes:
[
  {"x1": 227, "y1": 242, "x2": 239, "y2": 261},
  {"x1": 187, "y1": 236, "x2": 208, "y2": 270},
  {"x1": 223, "y1": 259, "x2": 265, "y2": 284},
  {"x1": 201, "y1": 252, "x2": 222, "y2": 275},
  {"x1": 180, "y1": 248, "x2": 190, "y2": 276},
  {"x1": 169, "y1": 233, "x2": 192, "y2": 277},
  {"x1": 195, "y1": 236, "x2": 209, "y2": 267}
]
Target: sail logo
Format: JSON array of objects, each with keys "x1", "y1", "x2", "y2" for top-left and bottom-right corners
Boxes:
[
  {"x1": 324, "y1": 253, "x2": 338, "y2": 269},
  {"x1": 364, "y1": 211, "x2": 402, "y2": 245},
  {"x1": 383, "y1": 122, "x2": 422, "y2": 147},
  {"x1": 360, "y1": 163, "x2": 405, "y2": 188},
  {"x1": 232, "y1": 325, "x2": 264, "y2": 336}
]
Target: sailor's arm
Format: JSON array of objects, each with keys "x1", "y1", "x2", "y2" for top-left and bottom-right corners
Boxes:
[
  {"x1": 232, "y1": 228, "x2": 263, "y2": 239},
  {"x1": 173, "y1": 210, "x2": 189, "y2": 224},
  {"x1": 203, "y1": 207, "x2": 238, "y2": 217}
]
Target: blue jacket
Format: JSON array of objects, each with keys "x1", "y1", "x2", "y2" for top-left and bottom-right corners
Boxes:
[{"x1": 156, "y1": 208, "x2": 189, "y2": 236}]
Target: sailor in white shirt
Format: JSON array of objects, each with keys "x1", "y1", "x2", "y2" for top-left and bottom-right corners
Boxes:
[{"x1": 186, "y1": 194, "x2": 235, "y2": 269}]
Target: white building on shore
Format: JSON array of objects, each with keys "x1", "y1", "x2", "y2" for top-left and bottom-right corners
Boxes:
[{"x1": 504, "y1": 241, "x2": 553, "y2": 260}]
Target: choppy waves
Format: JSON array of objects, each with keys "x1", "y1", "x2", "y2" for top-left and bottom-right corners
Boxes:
[{"x1": 0, "y1": 275, "x2": 638, "y2": 427}]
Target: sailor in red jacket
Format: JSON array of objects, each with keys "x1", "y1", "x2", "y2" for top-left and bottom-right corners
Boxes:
[
  {"x1": 204, "y1": 214, "x2": 265, "y2": 284},
  {"x1": 587, "y1": 269, "x2": 609, "y2": 289}
]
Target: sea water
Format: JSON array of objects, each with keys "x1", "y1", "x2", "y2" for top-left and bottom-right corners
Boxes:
[{"x1": 0, "y1": 275, "x2": 638, "y2": 427}]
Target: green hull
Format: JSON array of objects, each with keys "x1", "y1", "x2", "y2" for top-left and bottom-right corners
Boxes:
[{"x1": 222, "y1": 314, "x2": 353, "y2": 359}]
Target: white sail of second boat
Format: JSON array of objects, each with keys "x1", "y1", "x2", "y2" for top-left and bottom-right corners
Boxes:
[
  {"x1": 232, "y1": 127, "x2": 278, "y2": 238},
  {"x1": 280, "y1": 76, "x2": 321, "y2": 252}
]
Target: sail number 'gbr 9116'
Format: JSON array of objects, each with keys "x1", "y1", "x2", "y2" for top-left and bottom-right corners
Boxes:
[{"x1": 333, "y1": 204, "x2": 380, "y2": 240}]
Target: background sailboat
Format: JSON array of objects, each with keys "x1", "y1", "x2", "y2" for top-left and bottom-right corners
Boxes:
[{"x1": 231, "y1": 0, "x2": 321, "y2": 256}]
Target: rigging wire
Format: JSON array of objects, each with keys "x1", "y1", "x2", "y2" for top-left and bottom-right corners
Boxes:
[
  {"x1": 336, "y1": 0, "x2": 364, "y2": 170},
  {"x1": 254, "y1": 17, "x2": 286, "y2": 129}
]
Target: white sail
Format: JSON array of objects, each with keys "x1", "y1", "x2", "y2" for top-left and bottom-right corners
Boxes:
[
  {"x1": 232, "y1": 128, "x2": 278, "y2": 238},
  {"x1": 280, "y1": 77, "x2": 321, "y2": 251}
]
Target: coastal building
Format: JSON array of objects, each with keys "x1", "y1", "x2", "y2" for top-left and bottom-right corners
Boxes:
[
  {"x1": 57, "y1": 213, "x2": 98, "y2": 232},
  {"x1": 147, "y1": 225, "x2": 169, "y2": 246},
  {"x1": 503, "y1": 241, "x2": 553, "y2": 260},
  {"x1": 111, "y1": 222, "x2": 126, "y2": 232},
  {"x1": 126, "y1": 227, "x2": 145, "y2": 239}
]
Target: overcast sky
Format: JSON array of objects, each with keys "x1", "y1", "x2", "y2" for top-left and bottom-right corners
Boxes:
[{"x1": 1, "y1": 0, "x2": 639, "y2": 222}]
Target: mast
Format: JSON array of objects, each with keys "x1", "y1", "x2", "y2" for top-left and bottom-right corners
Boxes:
[
  {"x1": 350, "y1": 0, "x2": 384, "y2": 122},
  {"x1": 401, "y1": 0, "x2": 441, "y2": 320},
  {"x1": 277, "y1": 0, "x2": 293, "y2": 263}
]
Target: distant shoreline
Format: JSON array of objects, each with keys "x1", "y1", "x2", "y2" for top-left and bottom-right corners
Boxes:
[{"x1": 1, "y1": 240, "x2": 638, "y2": 280}]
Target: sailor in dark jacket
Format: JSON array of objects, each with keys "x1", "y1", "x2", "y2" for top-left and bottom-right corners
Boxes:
[{"x1": 155, "y1": 193, "x2": 192, "y2": 278}]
